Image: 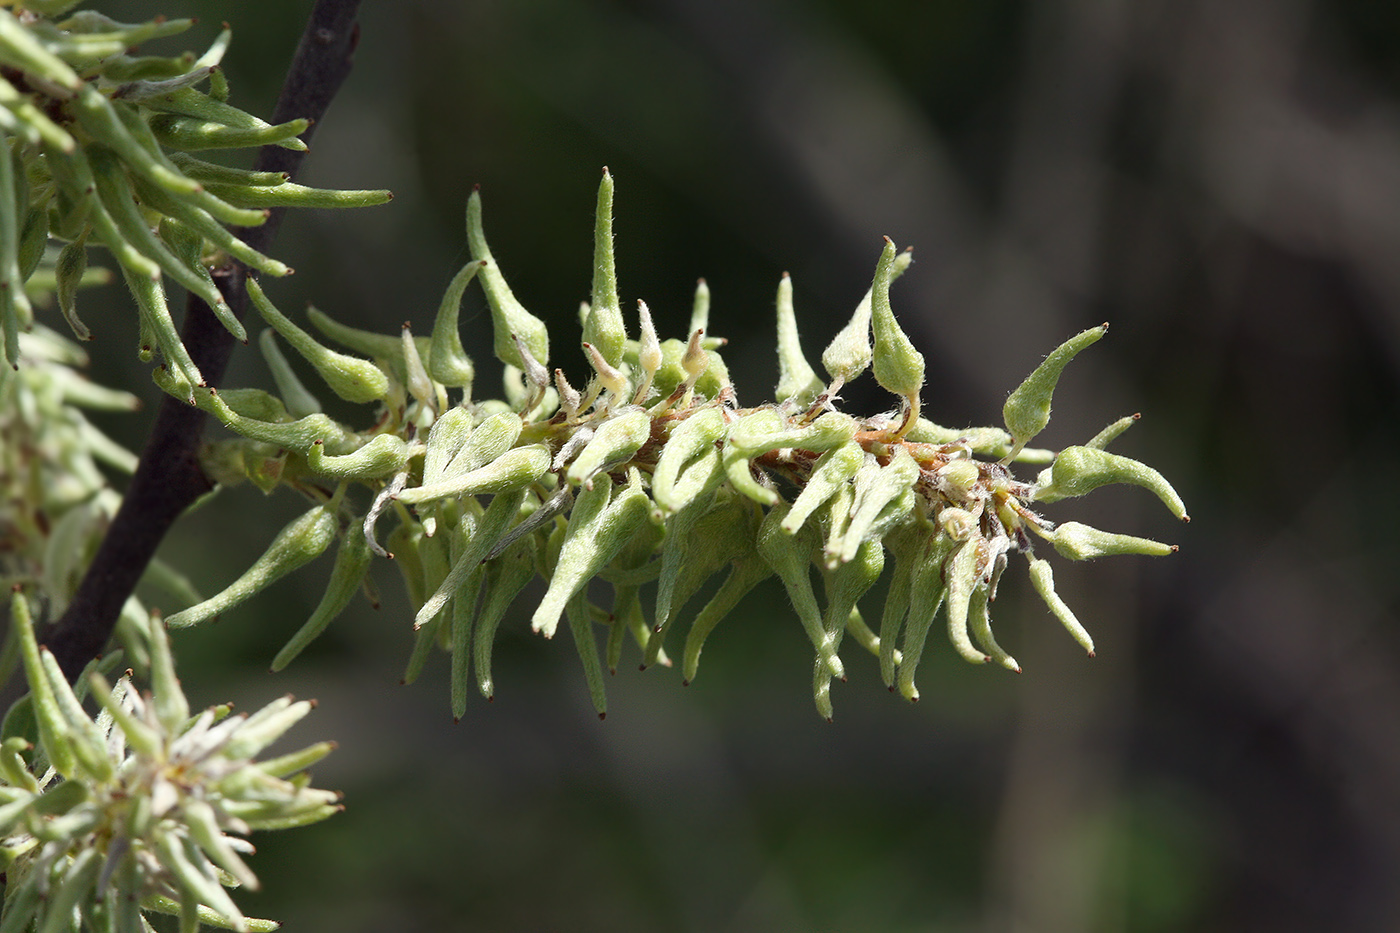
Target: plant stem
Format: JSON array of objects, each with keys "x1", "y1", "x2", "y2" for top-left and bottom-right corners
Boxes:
[{"x1": 45, "y1": 0, "x2": 364, "y2": 681}]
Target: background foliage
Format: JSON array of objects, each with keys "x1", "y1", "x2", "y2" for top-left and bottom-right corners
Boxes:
[{"x1": 53, "y1": 0, "x2": 1400, "y2": 930}]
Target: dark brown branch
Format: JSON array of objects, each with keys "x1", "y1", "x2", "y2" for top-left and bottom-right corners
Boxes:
[{"x1": 45, "y1": 0, "x2": 364, "y2": 681}]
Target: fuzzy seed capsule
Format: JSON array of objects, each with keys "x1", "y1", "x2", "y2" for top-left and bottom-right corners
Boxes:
[
  {"x1": 869, "y1": 239, "x2": 924, "y2": 411},
  {"x1": 1050, "y1": 521, "x2": 1176, "y2": 561},
  {"x1": 248, "y1": 279, "x2": 389, "y2": 404},
  {"x1": 1002, "y1": 323, "x2": 1108, "y2": 456},
  {"x1": 466, "y1": 189, "x2": 550, "y2": 371},
  {"x1": 1037, "y1": 445, "x2": 1189, "y2": 520}
]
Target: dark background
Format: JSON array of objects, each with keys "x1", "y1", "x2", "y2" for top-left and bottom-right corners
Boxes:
[{"x1": 59, "y1": 1, "x2": 1400, "y2": 930}]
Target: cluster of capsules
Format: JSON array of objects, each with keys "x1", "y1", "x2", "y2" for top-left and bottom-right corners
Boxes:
[
  {"x1": 0, "y1": 5, "x2": 388, "y2": 370},
  {"x1": 159, "y1": 170, "x2": 1188, "y2": 721},
  {"x1": 2, "y1": 590, "x2": 338, "y2": 933}
]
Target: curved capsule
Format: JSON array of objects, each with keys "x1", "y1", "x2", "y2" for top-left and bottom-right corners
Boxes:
[
  {"x1": 271, "y1": 529, "x2": 374, "y2": 671},
  {"x1": 532, "y1": 471, "x2": 651, "y2": 639},
  {"x1": 248, "y1": 278, "x2": 389, "y2": 405},
  {"x1": 773, "y1": 272, "x2": 824, "y2": 405},
  {"x1": 428, "y1": 260, "x2": 481, "y2": 390},
  {"x1": 446, "y1": 412, "x2": 523, "y2": 479},
  {"x1": 756, "y1": 502, "x2": 843, "y2": 680},
  {"x1": 202, "y1": 179, "x2": 392, "y2": 210},
  {"x1": 1028, "y1": 557, "x2": 1095, "y2": 656},
  {"x1": 421, "y1": 406, "x2": 476, "y2": 485},
  {"x1": 1036, "y1": 445, "x2": 1189, "y2": 520},
  {"x1": 395, "y1": 444, "x2": 551, "y2": 505},
  {"x1": 307, "y1": 434, "x2": 408, "y2": 480},
  {"x1": 565, "y1": 409, "x2": 651, "y2": 486},
  {"x1": 869, "y1": 239, "x2": 924, "y2": 409},
  {"x1": 782, "y1": 442, "x2": 865, "y2": 537},
  {"x1": 583, "y1": 169, "x2": 626, "y2": 368},
  {"x1": 1002, "y1": 324, "x2": 1108, "y2": 455},
  {"x1": 1050, "y1": 521, "x2": 1176, "y2": 561},
  {"x1": 165, "y1": 504, "x2": 338, "y2": 628},
  {"x1": 466, "y1": 188, "x2": 550, "y2": 371},
  {"x1": 651, "y1": 407, "x2": 726, "y2": 513},
  {"x1": 895, "y1": 533, "x2": 955, "y2": 702}
]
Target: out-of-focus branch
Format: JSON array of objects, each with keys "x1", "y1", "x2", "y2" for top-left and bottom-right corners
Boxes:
[{"x1": 46, "y1": 0, "x2": 364, "y2": 681}]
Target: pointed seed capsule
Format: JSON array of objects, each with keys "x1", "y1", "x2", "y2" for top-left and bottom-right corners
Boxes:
[
  {"x1": 248, "y1": 278, "x2": 389, "y2": 404},
  {"x1": 272, "y1": 529, "x2": 374, "y2": 671},
  {"x1": 1002, "y1": 323, "x2": 1108, "y2": 456},
  {"x1": 1050, "y1": 521, "x2": 1177, "y2": 561},
  {"x1": 1037, "y1": 445, "x2": 1189, "y2": 520},
  {"x1": 756, "y1": 503, "x2": 844, "y2": 679},
  {"x1": 869, "y1": 240, "x2": 924, "y2": 417},
  {"x1": 584, "y1": 168, "x2": 626, "y2": 368},
  {"x1": 165, "y1": 504, "x2": 338, "y2": 628},
  {"x1": 429, "y1": 260, "x2": 481, "y2": 390},
  {"x1": 307, "y1": 434, "x2": 409, "y2": 480},
  {"x1": 565, "y1": 409, "x2": 651, "y2": 486},
  {"x1": 466, "y1": 188, "x2": 550, "y2": 370},
  {"x1": 1027, "y1": 557, "x2": 1095, "y2": 655},
  {"x1": 774, "y1": 272, "x2": 824, "y2": 405}
]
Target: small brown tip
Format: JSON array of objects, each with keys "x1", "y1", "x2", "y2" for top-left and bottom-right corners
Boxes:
[
  {"x1": 1181, "y1": 515, "x2": 1191, "y2": 523},
  {"x1": 598, "y1": 711, "x2": 607, "y2": 720},
  {"x1": 473, "y1": 183, "x2": 481, "y2": 191},
  {"x1": 825, "y1": 717, "x2": 834, "y2": 724},
  {"x1": 1087, "y1": 650, "x2": 1097, "y2": 659},
  {"x1": 637, "y1": 663, "x2": 647, "y2": 672},
  {"x1": 681, "y1": 679, "x2": 690, "y2": 687},
  {"x1": 1170, "y1": 544, "x2": 1180, "y2": 552},
  {"x1": 453, "y1": 717, "x2": 460, "y2": 725}
]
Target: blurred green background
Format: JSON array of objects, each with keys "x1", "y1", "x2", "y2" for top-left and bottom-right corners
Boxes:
[{"x1": 51, "y1": 0, "x2": 1400, "y2": 930}]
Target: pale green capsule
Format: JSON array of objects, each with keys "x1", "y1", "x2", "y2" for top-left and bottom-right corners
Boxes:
[
  {"x1": 567, "y1": 591, "x2": 609, "y2": 719},
  {"x1": 819, "y1": 536, "x2": 886, "y2": 698},
  {"x1": 272, "y1": 528, "x2": 374, "y2": 672},
  {"x1": 869, "y1": 239, "x2": 924, "y2": 407},
  {"x1": 148, "y1": 111, "x2": 309, "y2": 152},
  {"x1": 829, "y1": 446, "x2": 920, "y2": 564},
  {"x1": 1036, "y1": 445, "x2": 1189, "y2": 520},
  {"x1": 248, "y1": 278, "x2": 390, "y2": 405},
  {"x1": 396, "y1": 444, "x2": 551, "y2": 505},
  {"x1": 167, "y1": 152, "x2": 290, "y2": 187},
  {"x1": 821, "y1": 247, "x2": 912, "y2": 385},
  {"x1": 532, "y1": 471, "x2": 652, "y2": 639},
  {"x1": 10, "y1": 590, "x2": 78, "y2": 779},
  {"x1": 307, "y1": 434, "x2": 408, "y2": 480},
  {"x1": 773, "y1": 272, "x2": 824, "y2": 405},
  {"x1": 444, "y1": 411, "x2": 523, "y2": 478},
  {"x1": 896, "y1": 532, "x2": 955, "y2": 701},
  {"x1": 306, "y1": 304, "x2": 433, "y2": 386},
  {"x1": 904, "y1": 418, "x2": 1055, "y2": 463},
  {"x1": 125, "y1": 265, "x2": 202, "y2": 394},
  {"x1": 475, "y1": 532, "x2": 538, "y2": 700},
  {"x1": 429, "y1": 260, "x2": 481, "y2": 390},
  {"x1": 181, "y1": 381, "x2": 342, "y2": 451},
  {"x1": 690, "y1": 278, "x2": 710, "y2": 334},
  {"x1": 134, "y1": 173, "x2": 292, "y2": 278},
  {"x1": 416, "y1": 488, "x2": 526, "y2": 631},
  {"x1": 202, "y1": 179, "x2": 392, "y2": 210},
  {"x1": 1085, "y1": 413, "x2": 1140, "y2": 450},
  {"x1": 165, "y1": 504, "x2": 338, "y2": 628},
  {"x1": 680, "y1": 552, "x2": 771, "y2": 685},
  {"x1": 651, "y1": 407, "x2": 726, "y2": 512},
  {"x1": 584, "y1": 168, "x2": 626, "y2": 368},
  {"x1": 782, "y1": 442, "x2": 866, "y2": 537},
  {"x1": 968, "y1": 585, "x2": 1020, "y2": 672},
  {"x1": 877, "y1": 521, "x2": 924, "y2": 687},
  {"x1": 421, "y1": 406, "x2": 476, "y2": 485},
  {"x1": 1050, "y1": 521, "x2": 1176, "y2": 561},
  {"x1": 1027, "y1": 557, "x2": 1095, "y2": 655},
  {"x1": 1002, "y1": 323, "x2": 1108, "y2": 455},
  {"x1": 723, "y1": 413, "x2": 783, "y2": 506},
  {"x1": 259, "y1": 329, "x2": 323, "y2": 418},
  {"x1": 565, "y1": 409, "x2": 651, "y2": 486},
  {"x1": 52, "y1": 233, "x2": 90, "y2": 343},
  {"x1": 756, "y1": 502, "x2": 843, "y2": 679},
  {"x1": 466, "y1": 189, "x2": 550, "y2": 370}
]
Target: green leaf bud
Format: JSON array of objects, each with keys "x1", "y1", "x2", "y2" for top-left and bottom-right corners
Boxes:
[
  {"x1": 774, "y1": 272, "x2": 824, "y2": 405},
  {"x1": 248, "y1": 278, "x2": 389, "y2": 404},
  {"x1": 165, "y1": 504, "x2": 338, "y2": 628},
  {"x1": 1027, "y1": 557, "x2": 1095, "y2": 656},
  {"x1": 1002, "y1": 323, "x2": 1108, "y2": 455},
  {"x1": 584, "y1": 168, "x2": 626, "y2": 368},
  {"x1": 565, "y1": 409, "x2": 652, "y2": 486},
  {"x1": 869, "y1": 239, "x2": 924, "y2": 410},
  {"x1": 307, "y1": 434, "x2": 408, "y2": 480},
  {"x1": 429, "y1": 260, "x2": 481, "y2": 391},
  {"x1": 533, "y1": 471, "x2": 652, "y2": 638},
  {"x1": 1036, "y1": 445, "x2": 1189, "y2": 520},
  {"x1": 395, "y1": 444, "x2": 550, "y2": 505},
  {"x1": 1050, "y1": 521, "x2": 1177, "y2": 561},
  {"x1": 466, "y1": 188, "x2": 550, "y2": 370}
]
